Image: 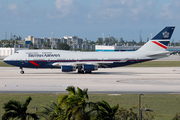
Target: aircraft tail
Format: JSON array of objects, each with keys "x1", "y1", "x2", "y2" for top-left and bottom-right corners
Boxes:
[{"x1": 137, "y1": 27, "x2": 175, "y2": 51}]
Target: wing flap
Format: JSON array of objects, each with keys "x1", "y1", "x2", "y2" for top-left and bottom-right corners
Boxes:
[{"x1": 52, "y1": 58, "x2": 128, "y2": 67}]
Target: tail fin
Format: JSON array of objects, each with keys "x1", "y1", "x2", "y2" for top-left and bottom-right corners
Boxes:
[{"x1": 137, "y1": 27, "x2": 175, "y2": 51}]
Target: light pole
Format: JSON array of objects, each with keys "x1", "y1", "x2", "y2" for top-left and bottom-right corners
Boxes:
[
  {"x1": 139, "y1": 94, "x2": 153, "y2": 120},
  {"x1": 140, "y1": 108, "x2": 153, "y2": 120},
  {"x1": 139, "y1": 94, "x2": 144, "y2": 119},
  {"x1": 51, "y1": 32, "x2": 54, "y2": 49}
]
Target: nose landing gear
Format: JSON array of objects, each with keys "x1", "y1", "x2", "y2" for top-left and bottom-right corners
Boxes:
[{"x1": 20, "y1": 67, "x2": 24, "y2": 74}]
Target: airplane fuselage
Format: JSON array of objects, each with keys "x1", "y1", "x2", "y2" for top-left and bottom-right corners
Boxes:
[
  {"x1": 4, "y1": 49, "x2": 167, "y2": 69},
  {"x1": 3, "y1": 27, "x2": 175, "y2": 74}
]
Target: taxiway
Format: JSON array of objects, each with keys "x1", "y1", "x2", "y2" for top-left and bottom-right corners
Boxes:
[{"x1": 0, "y1": 67, "x2": 180, "y2": 93}]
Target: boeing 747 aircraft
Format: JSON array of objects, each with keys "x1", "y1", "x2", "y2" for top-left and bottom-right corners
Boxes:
[{"x1": 4, "y1": 27, "x2": 175, "y2": 74}]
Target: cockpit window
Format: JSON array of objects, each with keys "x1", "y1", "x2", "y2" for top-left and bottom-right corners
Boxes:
[{"x1": 15, "y1": 52, "x2": 19, "y2": 53}]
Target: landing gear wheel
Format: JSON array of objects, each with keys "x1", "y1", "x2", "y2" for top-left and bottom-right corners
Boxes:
[
  {"x1": 20, "y1": 67, "x2": 24, "y2": 74},
  {"x1": 78, "y1": 70, "x2": 84, "y2": 73},
  {"x1": 85, "y1": 71, "x2": 92, "y2": 74},
  {"x1": 20, "y1": 71, "x2": 24, "y2": 74},
  {"x1": 77, "y1": 66, "x2": 84, "y2": 73}
]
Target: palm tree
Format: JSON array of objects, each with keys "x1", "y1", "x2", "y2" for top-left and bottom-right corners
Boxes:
[
  {"x1": 2, "y1": 96, "x2": 39, "y2": 120},
  {"x1": 59, "y1": 86, "x2": 93, "y2": 120},
  {"x1": 115, "y1": 107, "x2": 138, "y2": 120},
  {"x1": 37, "y1": 101, "x2": 66, "y2": 120},
  {"x1": 93, "y1": 100, "x2": 119, "y2": 120}
]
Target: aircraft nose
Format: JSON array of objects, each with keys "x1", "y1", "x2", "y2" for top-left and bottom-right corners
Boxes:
[
  {"x1": 3, "y1": 56, "x2": 9, "y2": 62},
  {"x1": 3, "y1": 56, "x2": 11, "y2": 65}
]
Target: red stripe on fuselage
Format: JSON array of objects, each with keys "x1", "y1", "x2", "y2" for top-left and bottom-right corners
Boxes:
[
  {"x1": 152, "y1": 41, "x2": 167, "y2": 49},
  {"x1": 29, "y1": 61, "x2": 40, "y2": 66}
]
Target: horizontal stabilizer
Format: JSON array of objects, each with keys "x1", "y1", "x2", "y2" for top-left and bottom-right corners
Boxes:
[{"x1": 146, "y1": 51, "x2": 171, "y2": 57}]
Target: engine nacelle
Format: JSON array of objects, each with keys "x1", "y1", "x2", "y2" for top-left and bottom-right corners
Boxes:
[
  {"x1": 83, "y1": 64, "x2": 98, "y2": 71},
  {"x1": 61, "y1": 65, "x2": 76, "y2": 72}
]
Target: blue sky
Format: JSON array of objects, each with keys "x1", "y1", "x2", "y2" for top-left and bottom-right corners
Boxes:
[{"x1": 0, "y1": 0, "x2": 180, "y2": 42}]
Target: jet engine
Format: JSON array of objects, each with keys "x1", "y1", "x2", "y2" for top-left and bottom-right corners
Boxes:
[
  {"x1": 61, "y1": 65, "x2": 76, "y2": 72},
  {"x1": 82, "y1": 64, "x2": 98, "y2": 71}
]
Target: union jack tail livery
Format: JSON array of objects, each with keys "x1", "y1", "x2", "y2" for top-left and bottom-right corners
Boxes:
[{"x1": 138, "y1": 27, "x2": 175, "y2": 51}]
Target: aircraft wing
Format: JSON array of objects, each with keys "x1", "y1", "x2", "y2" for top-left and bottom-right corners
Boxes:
[{"x1": 52, "y1": 58, "x2": 128, "y2": 68}]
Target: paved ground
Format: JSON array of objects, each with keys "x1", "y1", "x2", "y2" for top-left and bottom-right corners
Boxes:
[{"x1": 0, "y1": 67, "x2": 180, "y2": 93}]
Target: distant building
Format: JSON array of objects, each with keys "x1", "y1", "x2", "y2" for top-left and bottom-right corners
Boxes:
[
  {"x1": 95, "y1": 45, "x2": 180, "y2": 52},
  {"x1": 25, "y1": 35, "x2": 86, "y2": 50},
  {"x1": 0, "y1": 48, "x2": 28, "y2": 57},
  {"x1": 25, "y1": 36, "x2": 33, "y2": 44},
  {"x1": 95, "y1": 45, "x2": 140, "y2": 52}
]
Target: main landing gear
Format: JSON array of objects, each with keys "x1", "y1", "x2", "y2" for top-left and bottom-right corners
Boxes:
[
  {"x1": 20, "y1": 67, "x2": 24, "y2": 74},
  {"x1": 77, "y1": 67, "x2": 92, "y2": 74},
  {"x1": 78, "y1": 67, "x2": 84, "y2": 73}
]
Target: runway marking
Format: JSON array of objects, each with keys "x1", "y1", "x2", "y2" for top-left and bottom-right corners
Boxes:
[
  {"x1": 116, "y1": 78, "x2": 180, "y2": 81},
  {"x1": 117, "y1": 78, "x2": 180, "y2": 85}
]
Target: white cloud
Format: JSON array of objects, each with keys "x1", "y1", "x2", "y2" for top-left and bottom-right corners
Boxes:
[
  {"x1": 55, "y1": 0, "x2": 73, "y2": 9},
  {"x1": 158, "y1": 0, "x2": 180, "y2": 20},
  {"x1": 8, "y1": 3, "x2": 17, "y2": 11},
  {"x1": 87, "y1": 14, "x2": 91, "y2": 19},
  {"x1": 159, "y1": 3, "x2": 172, "y2": 19},
  {"x1": 147, "y1": 0, "x2": 152, "y2": 6},
  {"x1": 54, "y1": 0, "x2": 73, "y2": 17},
  {"x1": 47, "y1": 0, "x2": 180, "y2": 23},
  {"x1": 93, "y1": 0, "x2": 142, "y2": 20},
  {"x1": 120, "y1": 0, "x2": 126, "y2": 5},
  {"x1": 174, "y1": 0, "x2": 180, "y2": 7},
  {"x1": 91, "y1": 0, "x2": 162, "y2": 22}
]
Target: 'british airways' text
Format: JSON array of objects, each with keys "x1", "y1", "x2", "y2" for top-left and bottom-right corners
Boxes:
[{"x1": 28, "y1": 54, "x2": 60, "y2": 57}]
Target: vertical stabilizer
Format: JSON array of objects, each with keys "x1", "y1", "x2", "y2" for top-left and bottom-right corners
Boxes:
[{"x1": 137, "y1": 27, "x2": 175, "y2": 51}]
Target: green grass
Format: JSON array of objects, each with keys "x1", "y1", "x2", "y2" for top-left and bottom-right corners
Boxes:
[
  {"x1": 0, "y1": 93, "x2": 180, "y2": 120},
  {"x1": 0, "y1": 61, "x2": 13, "y2": 67}
]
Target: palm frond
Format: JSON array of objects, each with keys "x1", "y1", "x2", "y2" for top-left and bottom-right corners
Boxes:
[
  {"x1": 83, "y1": 88, "x2": 89, "y2": 100},
  {"x1": 77, "y1": 87, "x2": 84, "y2": 98},
  {"x1": 23, "y1": 96, "x2": 32, "y2": 108},
  {"x1": 3, "y1": 100, "x2": 22, "y2": 112},
  {"x1": 66, "y1": 86, "x2": 76, "y2": 95},
  {"x1": 26, "y1": 113, "x2": 39, "y2": 120},
  {"x1": 58, "y1": 94, "x2": 68, "y2": 105}
]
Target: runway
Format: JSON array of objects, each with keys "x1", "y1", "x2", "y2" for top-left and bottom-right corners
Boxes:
[{"x1": 0, "y1": 67, "x2": 180, "y2": 93}]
